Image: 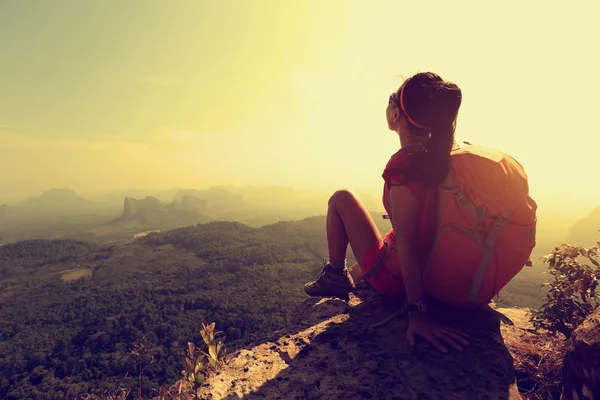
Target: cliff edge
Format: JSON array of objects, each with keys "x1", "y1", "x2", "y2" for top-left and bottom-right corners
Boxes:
[{"x1": 199, "y1": 285, "x2": 523, "y2": 399}]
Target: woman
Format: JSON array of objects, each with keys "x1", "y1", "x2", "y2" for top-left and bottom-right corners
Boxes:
[{"x1": 304, "y1": 72, "x2": 470, "y2": 353}]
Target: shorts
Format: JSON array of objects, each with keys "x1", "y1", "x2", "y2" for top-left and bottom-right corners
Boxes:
[{"x1": 361, "y1": 229, "x2": 406, "y2": 296}]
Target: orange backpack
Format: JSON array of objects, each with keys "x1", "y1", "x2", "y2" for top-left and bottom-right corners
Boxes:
[{"x1": 422, "y1": 144, "x2": 537, "y2": 308}]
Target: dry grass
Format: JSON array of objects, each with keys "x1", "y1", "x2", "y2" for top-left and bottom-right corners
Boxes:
[
  {"x1": 509, "y1": 330, "x2": 566, "y2": 400},
  {"x1": 133, "y1": 230, "x2": 161, "y2": 239},
  {"x1": 60, "y1": 268, "x2": 93, "y2": 281},
  {"x1": 0, "y1": 289, "x2": 14, "y2": 300}
]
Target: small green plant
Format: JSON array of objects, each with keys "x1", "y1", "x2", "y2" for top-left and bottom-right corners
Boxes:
[
  {"x1": 179, "y1": 339, "x2": 207, "y2": 394},
  {"x1": 181, "y1": 322, "x2": 225, "y2": 396},
  {"x1": 154, "y1": 322, "x2": 226, "y2": 400},
  {"x1": 531, "y1": 239, "x2": 600, "y2": 339},
  {"x1": 200, "y1": 322, "x2": 225, "y2": 370}
]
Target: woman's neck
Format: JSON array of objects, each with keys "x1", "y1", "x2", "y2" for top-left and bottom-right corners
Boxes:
[
  {"x1": 400, "y1": 137, "x2": 425, "y2": 151},
  {"x1": 398, "y1": 129, "x2": 426, "y2": 149}
]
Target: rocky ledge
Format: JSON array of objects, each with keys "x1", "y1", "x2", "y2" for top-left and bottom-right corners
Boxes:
[{"x1": 199, "y1": 285, "x2": 524, "y2": 400}]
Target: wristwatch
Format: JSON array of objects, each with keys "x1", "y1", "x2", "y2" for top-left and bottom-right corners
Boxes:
[{"x1": 406, "y1": 301, "x2": 428, "y2": 313}]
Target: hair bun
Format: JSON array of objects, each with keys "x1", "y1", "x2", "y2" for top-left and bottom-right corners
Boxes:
[
  {"x1": 431, "y1": 82, "x2": 462, "y2": 127},
  {"x1": 400, "y1": 72, "x2": 462, "y2": 129},
  {"x1": 399, "y1": 72, "x2": 461, "y2": 186}
]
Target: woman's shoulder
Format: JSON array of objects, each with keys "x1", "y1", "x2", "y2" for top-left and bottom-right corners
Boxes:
[
  {"x1": 382, "y1": 148, "x2": 416, "y2": 185},
  {"x1": 385, "y1": 148, "x2": 412, "y2": 171}
]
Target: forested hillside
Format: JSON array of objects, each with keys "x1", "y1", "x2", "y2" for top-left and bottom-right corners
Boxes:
[
  {"x1": 0, "y1": 219, "x2": 330, "y2": 399},
  {"x1": 0, "y1": 216, "x2": 549, "y2": 399}
]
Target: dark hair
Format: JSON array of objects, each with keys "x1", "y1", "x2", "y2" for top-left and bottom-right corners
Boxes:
[{"x1": 399, "y1": 72, "x2": 462, "y2": 186}]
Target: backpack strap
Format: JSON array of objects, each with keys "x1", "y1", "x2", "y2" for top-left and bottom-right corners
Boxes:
[
  {"x1": 424, "y1": 173, "x2": 485, "y2": 275},
  {"x1": 468, "y1": 212, "x2": 510, "y2": 302}
]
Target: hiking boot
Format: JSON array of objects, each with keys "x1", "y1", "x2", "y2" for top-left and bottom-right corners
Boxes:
[{"x1": 304, "y1": 261, "x2": 354, "y2": 301}]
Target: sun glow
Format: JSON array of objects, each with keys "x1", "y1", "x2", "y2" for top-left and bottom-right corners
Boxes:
[{"x1": 0, "y1": 0, "x2": 597, "y2": 218}]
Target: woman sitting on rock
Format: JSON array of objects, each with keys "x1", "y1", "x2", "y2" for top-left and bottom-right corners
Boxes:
[{"x1": 304, "y1": 71, "x2": 470, "y2": 353}]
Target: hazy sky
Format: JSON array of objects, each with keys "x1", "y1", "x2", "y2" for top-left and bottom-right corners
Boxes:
[{"x1": 0, "y1": 0, "x2": 598, "y2": 217}]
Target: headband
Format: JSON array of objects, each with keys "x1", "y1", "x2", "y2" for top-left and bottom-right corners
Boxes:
[{"x1": 400, "y1": 85, "x2": 430, "y2": 129}]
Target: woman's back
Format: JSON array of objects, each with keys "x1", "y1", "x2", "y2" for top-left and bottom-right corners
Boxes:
[{"x1": 381, "y1": 147, "x2": 438, "y2": 265}]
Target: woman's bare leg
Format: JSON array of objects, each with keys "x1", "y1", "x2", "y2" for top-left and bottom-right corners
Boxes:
[
  {"x1": 327, "y1": 189, "x2": 383, "y2": 271},
  {"x1": 305, "y1": 189, "x2": 382, "y2": 298}
]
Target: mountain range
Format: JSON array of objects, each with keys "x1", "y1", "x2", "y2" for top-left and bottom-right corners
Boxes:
[
  {"x1": 566, "y1": 205, "x2": 600, "y2": 248},
  {"x1": 18, "y1": 188, "x2": 91, "y2": 213},
  {"x1": 0, "y1": 190, "x2": 597, "y2": 398}
]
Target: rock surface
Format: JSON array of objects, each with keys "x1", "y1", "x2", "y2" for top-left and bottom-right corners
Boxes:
[
  {"x1": 199, "y1": 285, "x2": 522, "y2": 399},
  {"x1": 561, "y1": 307, "x2": 600, "y2": 400},
  {"x1": 121, "y1": 196, "x2": 164, "y2": 221},
  {"x1": 117, "y1": 196, "x2": 211, "y2": 226}
]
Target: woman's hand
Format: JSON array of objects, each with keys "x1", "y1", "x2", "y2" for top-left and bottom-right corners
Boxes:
[{"x1": 407, "y1": 315, "x2": 470, "y2": 353}]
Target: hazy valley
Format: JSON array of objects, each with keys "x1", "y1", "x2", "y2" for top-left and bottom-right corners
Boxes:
[
  {"x1": 0, "y1": 185, "x2": 598, "y2": 399},
  {"x1": 0, "y1": 186, "x2": 363, "y2": 245}
]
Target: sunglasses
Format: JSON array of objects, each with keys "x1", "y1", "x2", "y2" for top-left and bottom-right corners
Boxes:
[{"x1": 389, "y1": 93, "x2": 400, "y2": 108}]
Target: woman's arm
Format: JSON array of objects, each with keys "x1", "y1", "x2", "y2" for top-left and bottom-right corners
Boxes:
[
  {"x1": 386, "y1": 185, "x2": 425, "y2": 310},
  {"x1": 387, "y1": 184, "x2": 470, "y2": 353}
]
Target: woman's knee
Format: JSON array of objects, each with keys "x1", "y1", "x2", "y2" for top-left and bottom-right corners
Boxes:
[{"x1": 328, "y1": 189, "x2": 359, "y2": 208}]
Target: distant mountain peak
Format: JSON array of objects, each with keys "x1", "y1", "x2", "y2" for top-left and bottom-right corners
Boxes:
[
  {"x1": 19, "y1": 188, "x2": 89, "y2": 210},
  {"x1": 28, "y1": 188, "x2": 86, "y2": 200},
  {"x1": 566, "y1": 204, "x2": 600, "y2": 248},
  {"x1": 41, "y1": 187, "x2": 79, "y2": 195},
  {"x1": 114, "y1": 196, "x2": 212, "y2": 226}
]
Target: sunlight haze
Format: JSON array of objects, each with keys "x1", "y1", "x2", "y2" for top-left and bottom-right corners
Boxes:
[{"x1": 0, "y1": 0, "x2": 598, "y2": 219}]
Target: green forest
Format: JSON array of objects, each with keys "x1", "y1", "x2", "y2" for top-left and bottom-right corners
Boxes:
[{"x1": 0, "y1": 216, "x2": 549, "y2": 399}]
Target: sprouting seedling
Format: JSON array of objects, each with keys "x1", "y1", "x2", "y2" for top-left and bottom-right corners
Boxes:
[
  {"x1": 200, "y1": 322, "x2": 224, "y2": 369},
  {"x1": 175, "y1": 322, "x2": 226, "y2": 399},
  {"x1": 182, "y1": 341, "x2": 206, "y2": 390}
]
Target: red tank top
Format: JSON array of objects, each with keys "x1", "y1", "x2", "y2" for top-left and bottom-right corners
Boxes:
[{"x1": 381, "y1": 148, "x2": 438, "y2": 265}]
